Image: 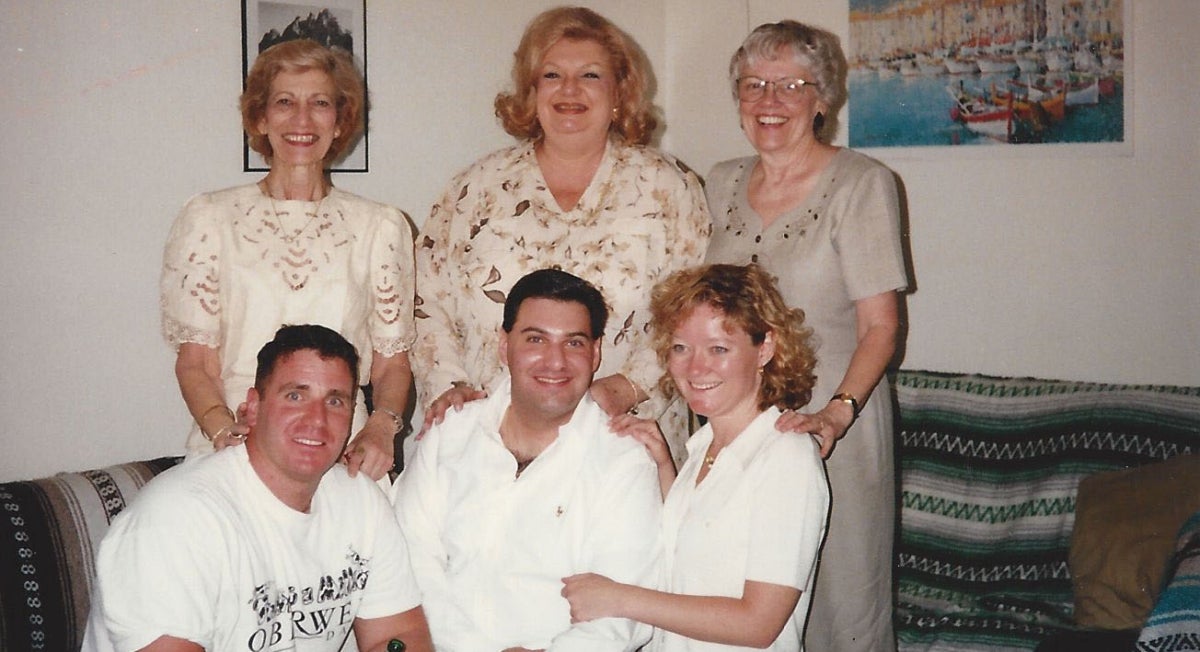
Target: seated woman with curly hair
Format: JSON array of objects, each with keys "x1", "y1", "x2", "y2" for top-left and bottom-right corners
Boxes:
[{"x1": 562, "y1": 263, "x2": 830, "y2": 651}]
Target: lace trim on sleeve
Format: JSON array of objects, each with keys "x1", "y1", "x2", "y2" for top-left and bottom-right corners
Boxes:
[
  {"x1": 373, "y1": 336, "x2": 413, "y2": 358},
  {"x1": 162, "y1": 314, "x2": 220, "y2": 351}
]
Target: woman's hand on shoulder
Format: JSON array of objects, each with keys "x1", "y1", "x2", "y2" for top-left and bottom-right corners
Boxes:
[
  {"x1": 775, "y1": 401, "x2": 855, "y2": 459},
  {"x1": 589, "y1": 374, "x2": 643, "y2": 417},
  {"x1": 611, "y1": 413, "x2": 676, "y2": 498},
  {"x1": 344, "y1": 415, "x2": 396, "y2": 481},
  {"x1": 210, "y1": 401, "x2": 250, "y2": 451},
  {"x1": 211, "y1": 422, "x2": 250, "y2": 451},
  {"x1": 419, "y1": 384, "x2": 488, "y2": 437},
  {"x1": 610, "y1": 414, "x2": 672, "y2": 466}
]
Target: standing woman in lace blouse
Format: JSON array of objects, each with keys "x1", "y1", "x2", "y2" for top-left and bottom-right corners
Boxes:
[
  {"x1": 160, "y1": 39, "x2": 414, "y2": 481},
  {"x1": 412, "y1": 7, "x2": 710, "y2": 465},
  {"x1": 704, "y1": 21, "x2": 909, "y2": 651}
]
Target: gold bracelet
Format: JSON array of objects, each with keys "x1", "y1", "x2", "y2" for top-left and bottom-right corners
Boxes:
[
  {"x1": 212, "y1": 424, "x2": 245, "y2": 442},
  {"x1": 623, "y1": 375, "x2": 642, "y2": 411},
  {"x1": 376, "y1": 407, "x2": 404, "y2": 435},
  {"x1": 199, "y1": 405, "x2": 236, "y2": 441}
]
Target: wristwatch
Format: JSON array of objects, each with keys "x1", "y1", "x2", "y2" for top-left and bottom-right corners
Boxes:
[{"x1": 830, "y1": 392, "x2": 861, "y2": 419}]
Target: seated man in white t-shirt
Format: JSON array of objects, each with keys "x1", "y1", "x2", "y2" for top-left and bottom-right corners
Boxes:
[
  {"x1": 392, "y1": 269, "x2": 662, "y2": 651},
  {"x1": 83, "y1": 324, "x2": 432, "y2": 652}
]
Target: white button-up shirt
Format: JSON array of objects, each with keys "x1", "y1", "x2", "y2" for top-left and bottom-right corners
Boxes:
[
  {"x1": 654, "y1": 407, "x2": 830, "y2": 652},
  {"x1": 393, "y1": 379, "x2": 662, "y2": 651}
]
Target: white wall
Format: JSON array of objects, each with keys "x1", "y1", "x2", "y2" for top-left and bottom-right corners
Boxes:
[{"x1": 2, "y1": 0, "x2": 1196, "y2": 481}]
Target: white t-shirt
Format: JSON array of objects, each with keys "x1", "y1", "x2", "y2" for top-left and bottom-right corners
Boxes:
[
  {"x1": 83, "y1": 445, "x2": 422, "y2": 652},
  {"x1": 392, "y1": 378, "x2": 662, "y2": 651},
  {"x1": 653, "y1": 407, "x2": 830, "y2": 652}
]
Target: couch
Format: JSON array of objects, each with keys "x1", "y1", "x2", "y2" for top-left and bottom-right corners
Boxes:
[
  {"x1": 3, "y1": 370, "x2": 1198, "y2": 652},
  {"x1": 0, "y1": 456, "x2": 182, "y2": 651},
  {"x1": 893, "y1": 370, "x2": 1200, "y2": 652}
]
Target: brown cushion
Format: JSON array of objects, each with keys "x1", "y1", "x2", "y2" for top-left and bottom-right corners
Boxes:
[{"x1": 1069, "y1": 453, "x2": 1200, "y2": 629}]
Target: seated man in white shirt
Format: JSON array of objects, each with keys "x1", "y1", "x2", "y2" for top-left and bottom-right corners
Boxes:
[
  {"x1": 84, "y1": 325, "x2": 433, "y2": 652},
  {"x1": 393, "y1": 268, "x2": 662, "y2": 651}
]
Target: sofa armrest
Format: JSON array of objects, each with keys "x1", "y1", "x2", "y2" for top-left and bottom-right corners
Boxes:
[{"x1": 0, "y1": 457, "x2": 182, "y2": 652}]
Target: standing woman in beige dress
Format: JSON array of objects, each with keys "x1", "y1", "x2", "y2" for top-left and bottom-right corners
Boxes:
[
  {"x1": 703, "y1": 21, "x2": 909, "y2": 652},
  {"x1": 412, "y1": 7, "x2": 710, "y2": 465},
  {"x1": 162, "y1": 40, "x2": 414, "y2": 481}
]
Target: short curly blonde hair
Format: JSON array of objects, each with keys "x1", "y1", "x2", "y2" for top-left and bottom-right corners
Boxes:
[
  {"x1": 241, "y1": 39, "x2": 365, "y2": 165},
  {"x1": 650, "y1": 264, "x2": 816, "y2": 412},
  {"x1": 494, "y1": 6, "x2": 656, "y2": 146}
]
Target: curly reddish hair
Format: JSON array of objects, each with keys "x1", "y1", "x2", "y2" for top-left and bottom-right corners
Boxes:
[
  {"x1": 650, "y1": 264, "x2": 816, "y2": 412},
  {"x1": 494, "y1": 6, "x2": 656, "y2": 145}
]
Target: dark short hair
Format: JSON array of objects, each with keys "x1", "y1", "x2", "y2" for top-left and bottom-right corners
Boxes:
[
  {"x1": 254, "y1": 324, "x2": 360, "y2": 391},
  {"x1": 502, "y1": 269, "x2": 608, "y2": 339}
]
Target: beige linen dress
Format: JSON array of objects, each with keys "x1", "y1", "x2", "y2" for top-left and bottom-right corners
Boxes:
[
  {"x1": 160, "y1": 184, "x2": 416, "y2": 455},
  {"x1": 413, "y1": 139, "x2": 711, "y2": 464},
  {"x1": 704, "y1": 148, "x2": 908, "y2": 652}
]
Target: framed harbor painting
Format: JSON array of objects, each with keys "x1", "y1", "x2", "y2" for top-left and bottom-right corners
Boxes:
[
  {"x1": 847, "y1": 0, "x2": 1131, "y2": 155},
  {"x1": 241, "y1": 0, "x2": 368, "y2": 172}
]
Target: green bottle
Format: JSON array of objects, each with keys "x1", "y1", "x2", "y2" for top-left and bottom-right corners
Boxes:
[{"x1": 386, "y1": 640, "x2": 406, "y2": 652}]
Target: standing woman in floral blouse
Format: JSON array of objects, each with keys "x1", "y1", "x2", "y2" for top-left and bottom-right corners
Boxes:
[
  {"x1": 160, "y1": 39, "x2": 414, "y2": 481},
  {"x1": 412, "y1": 6, "x2": 710, "y2": 464}
]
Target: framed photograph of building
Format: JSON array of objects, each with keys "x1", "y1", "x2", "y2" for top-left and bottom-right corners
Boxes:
[
  {"x1": 242, "y1": 0, "x2": 368, "y2": 172},
  {"x1": 847, "y1": 0, "x2": 1130, "y2": 154}
]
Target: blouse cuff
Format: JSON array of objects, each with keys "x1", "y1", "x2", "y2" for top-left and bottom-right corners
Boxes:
[{"x1": 162, "y1": 316, "x2": 220, "y2": 351}]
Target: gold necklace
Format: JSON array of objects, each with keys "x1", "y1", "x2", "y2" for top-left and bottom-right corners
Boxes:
[
  {"x1": 268, "y1": 196, "x2": 325, "y2": 244},
  {"x1": 259, "y1": 181, "x2": 327, "y2": 244}
]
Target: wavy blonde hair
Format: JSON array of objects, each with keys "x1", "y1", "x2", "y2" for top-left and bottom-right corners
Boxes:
[
  {"x1": 650, "y1": 264, "x2": 816, "y2": 412},
  {"x1": 241, "y1": 39, "x2": 365, "y2": 165},
  {"x1": 494, "y1": 6, "x2": 656, "y2": 145}
]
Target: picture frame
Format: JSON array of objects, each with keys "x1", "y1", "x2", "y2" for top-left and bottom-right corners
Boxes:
[
  {"x1": 846, "y1": 0, "x2": 1132, "y2": 158},
  {"x1": 241, "y1": 0, "x2": 368, "y2": 172}
]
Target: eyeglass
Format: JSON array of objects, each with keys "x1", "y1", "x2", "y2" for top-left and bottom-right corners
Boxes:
[{"x1": 736, "y1": 76, "x2": 816, "y2": 102}]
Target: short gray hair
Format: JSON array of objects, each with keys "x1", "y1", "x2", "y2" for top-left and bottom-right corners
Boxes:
[{"x1": 728, "y1": 21, "x2": 847, "y2": 143}]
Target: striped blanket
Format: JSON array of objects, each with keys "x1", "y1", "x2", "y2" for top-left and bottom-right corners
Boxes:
[
  {"x1": 894, "y1": 370, "x2": 1200, "y2": 652},
  {"x1": 0, "y1": 456, "x2": 182, "y2": 651},
  {"x1": 1135, "y1": 510, "x2": 1200, "y2": 651}
]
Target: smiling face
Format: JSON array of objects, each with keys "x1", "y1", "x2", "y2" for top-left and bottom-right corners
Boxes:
[
  {"x1": 256, "y1": 68, "x2": 339, "y2": 168},
  {"x1": 244, "y1": 349, "x2": 355, "y2": 510},
  {"x1": 737, "y1": 53, "x2": 826, "y2": 157},
  {"x1": 500, "y1": 297, "x2": 602, "y2": 429},
  {"x1": 667, "y1": 303, "x2": 775, "y2": 434},
  {"x1": 534, "y1": 38, "x2": 617, "y2": 146}
]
